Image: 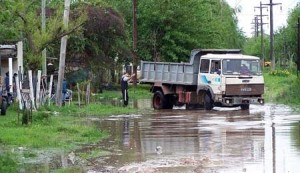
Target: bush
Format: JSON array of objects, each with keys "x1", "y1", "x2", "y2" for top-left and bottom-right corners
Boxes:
[
  {"x1": 268, "y1": 69, "x2": 290, "y2": 76},
  {"x1": 0, "y1": 153, "x2": 18, "y2": 173}
]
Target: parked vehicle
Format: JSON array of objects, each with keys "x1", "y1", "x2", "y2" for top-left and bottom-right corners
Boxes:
[
  {"x1": 0, "y1": 89, "x2": 9, "y2": 115},
  {"x1": 140, "y1": 49, "x2": 264, "y2": 110}
]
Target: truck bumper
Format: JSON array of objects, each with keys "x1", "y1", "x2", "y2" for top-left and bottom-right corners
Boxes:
[{"x1": 221, "y1": 97, "x2": 264, "y2": 106}]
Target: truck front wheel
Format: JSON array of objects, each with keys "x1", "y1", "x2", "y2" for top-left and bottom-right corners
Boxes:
[
  {"x1": 152, "y1": 91, "x2": 172, "y2": 109},
  {"x1": 204, "y1": 93, "x2": 214, "y2": 110}
]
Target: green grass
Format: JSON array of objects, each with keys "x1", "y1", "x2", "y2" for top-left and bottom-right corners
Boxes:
[
  {"x1": 0, "y1": 104, "x2": 109, "y2": 150},
  {"x1": 0, "y1": 84, "x2": 152, "y2": 151},
  {"x1": 94, "y1": 83, "x2": 152, "y2": 100},
  {"x1": 0, "y1": 152, "x2": 18, "y2": 173},
  {"x1": 264, "y1": 68, "x2": 300, "y2": 105}
]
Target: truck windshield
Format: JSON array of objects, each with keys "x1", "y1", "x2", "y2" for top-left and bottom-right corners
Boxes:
[{"x1": 222, "y1": 59, "x2": 262, "y2": 75}]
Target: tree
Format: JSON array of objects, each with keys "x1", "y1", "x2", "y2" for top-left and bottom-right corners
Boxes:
[
  {"x1": 63, "y1": 4, "x2": 128, "y2": 90},
  {"x1": 107, "y1": 0, "x2": 245, "y2": 63},
  {"x1": 0, "y1": 1, "x2": 85, "y2": 71}
]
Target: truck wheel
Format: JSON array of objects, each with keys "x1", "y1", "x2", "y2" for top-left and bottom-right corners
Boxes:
[
  {"x1": 204, "y1": 93, "x2": 213, "y2": 110},
  {"x1": 1, "y1": 100, "x2": 7, "y2": 115},
  {"x1": 240, "y1": 104, "x2": 249, "y2": 110},
  {"x1": 153, "y1": 91, "x2": 172, "y2": 109}
]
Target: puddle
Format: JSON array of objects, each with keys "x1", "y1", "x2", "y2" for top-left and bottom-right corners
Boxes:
[
  {"x1": 88, "y1": 103, "x2": 300, "y2": 173},
  {"x1": 13, "y1": 102, "x2": 300, "y2": 173}
]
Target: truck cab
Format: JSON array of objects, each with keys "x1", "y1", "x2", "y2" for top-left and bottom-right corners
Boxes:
[{"x1": 198, "y1": 53, "x2": 264, "y2": 110}]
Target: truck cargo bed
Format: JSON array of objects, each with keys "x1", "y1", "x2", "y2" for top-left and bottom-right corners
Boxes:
[{"x1": 140, "y1": 61, "x2": 198, "y2": 85}]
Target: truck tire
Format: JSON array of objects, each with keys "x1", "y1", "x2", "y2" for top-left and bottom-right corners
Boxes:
[
  {"x1": 152, "y1": 91, "x2": 173, "y2": 109},
  {"x1": 204, "y1": 93, "x2": 213, "y2": 110},
  {"x1": 240, "y1": 104, "x2": 249, "y2": 110},
  {"x1": 1, "y1": 100, "x2": 7, "y2": 115}
]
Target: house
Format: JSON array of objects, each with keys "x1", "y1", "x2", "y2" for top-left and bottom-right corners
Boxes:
[{"x1": 0, "y1": 41, "x2": 24, "y2": 92}]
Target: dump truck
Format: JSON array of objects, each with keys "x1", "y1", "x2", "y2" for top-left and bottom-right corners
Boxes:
[{"x1": 140, "y1": 49, "x2": 264, "y2": 110}]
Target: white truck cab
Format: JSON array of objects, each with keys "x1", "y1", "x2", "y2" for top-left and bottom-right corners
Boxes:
[{"x1": 198, "y1": 53, "x2": 264, "y2": 110}]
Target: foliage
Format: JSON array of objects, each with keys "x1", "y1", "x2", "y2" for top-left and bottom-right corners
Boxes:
[
  {"x1": 264, "y1": 69, "x2": 300, "y2": 105},
  {"x1": 0, "y1": 1, "x2": 86, "y2": 71},
  {"x1": 107, "y1": 0, "x2": 245, "y2": 63},
  {"x1": 268, "y1": 69, "x2": 291, "y2": 77},
  {"x1": 243, "y1": 36, "x2": 270, "y2": 59},
  {"x1": 0, "y1": 104, "x2": 109, "y2": 149},
  {"x1": 65, "y1": 4, "x2": 129, "y2": 87},
  {"x1": 244, "y1": 4, "x2": 300, "y2": 69},
  {"x1": 0, "y1": 153, "x2": 18, "y2": 173},
  {"x1": 95, "y1": 84, "x2": 152, "y2": 100}
]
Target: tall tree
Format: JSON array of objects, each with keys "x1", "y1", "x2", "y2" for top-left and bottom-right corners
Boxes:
[
  {"x1": 107, "y1": 0, "x2": 245, "y2": 63},
  {"x1": 0, "y1": 1, "x2": 85, "y2": 71}
]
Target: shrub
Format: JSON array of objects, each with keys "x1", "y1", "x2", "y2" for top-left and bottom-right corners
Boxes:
[{"x1": 268, "y1": 69, "x2": 290, "y2": 76}]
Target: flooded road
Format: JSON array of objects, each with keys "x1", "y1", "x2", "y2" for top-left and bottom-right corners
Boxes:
[{"x1": 86, "y1": 103, "x2": 300, "y2": 173}]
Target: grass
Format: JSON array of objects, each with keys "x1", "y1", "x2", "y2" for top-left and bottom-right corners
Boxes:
[
  {"x1": 264, "y1": 67, "x2": 300, "y2": 106},
  {"x1": 95, "y1": 83, "x2": 152, "y2": 100},
  {"x1": 0, "y1": 84, "x2": 153, "y2": 172},
  {"x1": 0, "y1": 104, "x2": 109, "y2": 150}
]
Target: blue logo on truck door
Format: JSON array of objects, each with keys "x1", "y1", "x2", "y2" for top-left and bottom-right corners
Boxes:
[{"x1": 200, "y1": 75, "x2": 221, "y2": 85}]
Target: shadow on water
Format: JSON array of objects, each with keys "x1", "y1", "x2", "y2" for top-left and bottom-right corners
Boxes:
[{"x1": 16, "y1": 102, "x2": 300, "y2": 173}]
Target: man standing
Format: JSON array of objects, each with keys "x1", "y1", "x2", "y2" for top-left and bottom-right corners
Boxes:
[
  {"x1": 62, "y1": 78, "x2": 67, "y2": 105},
  {"x1": 121, "y1": 72, "x2": 135, "y2": 106}
]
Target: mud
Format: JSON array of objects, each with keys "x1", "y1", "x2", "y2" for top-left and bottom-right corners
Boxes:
[{"x1": 18, "y1": 102, "x2": 300, "y2": 173}]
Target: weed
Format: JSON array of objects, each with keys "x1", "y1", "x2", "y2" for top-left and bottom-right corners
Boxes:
[{"x1": 0, "y1": 152, "x2": 18, "y2": 173}]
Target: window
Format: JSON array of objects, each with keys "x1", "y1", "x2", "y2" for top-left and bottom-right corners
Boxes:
[
  {"x1": 210, "y1": 60, "x2": 221, "y2": 74},
  {"x1": 200, "y1": 59, "x2": 209, "y2": 73},
  {"x1": 222, "y1": 59, "x2": 262, "y2": 75}
]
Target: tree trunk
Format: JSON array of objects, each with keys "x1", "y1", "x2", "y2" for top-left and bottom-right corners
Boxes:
[{"x1": 56, "y1": 0, "x2": 70, "y2": 106}]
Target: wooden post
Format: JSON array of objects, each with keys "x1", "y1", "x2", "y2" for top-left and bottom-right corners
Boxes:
[
  {"x1": 9, "y1": 58, "x2": 13, "y2": 93},
  {"x1": 56, "y1": 0, "x2": 70, "y2": 106},
  {"x1": 48, "y1": 75, "x2": 53, "y2": 106},
  {"x1": 28, "y1": 70, "x2": 36, "y2": 110},
  {"x1": 36, "y1": 70, "x2": 42, "y2": 108},
  {"x1": 77, "y1": 83, "x2": 81, "y2": 107},
  {"x1": 42, "y1": 0, "x2": 47, "y2": 76},
  {"x1": 86, "y1": 82, "x2": 90, "y2": 105},
  {"x1": 15, "y1": 76, "x2": 22, "y2": 110}
]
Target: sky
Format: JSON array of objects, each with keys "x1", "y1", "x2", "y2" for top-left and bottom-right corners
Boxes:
[{"x1": 225, "y1": 0, "x2": 299, "y2": 37}]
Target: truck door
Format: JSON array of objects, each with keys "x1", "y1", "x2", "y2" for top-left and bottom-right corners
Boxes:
[{"x1": 198, "y1": 59, "x2": 222, "y2": 95}]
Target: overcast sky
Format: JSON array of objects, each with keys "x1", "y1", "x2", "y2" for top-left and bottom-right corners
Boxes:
[{"x1": 225, "y1": 0, "x2": 298, "y2": 37}]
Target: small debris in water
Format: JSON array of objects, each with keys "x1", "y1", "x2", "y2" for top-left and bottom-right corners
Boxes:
[{"x1": 156, "y1": 146, "x2": 162, "y2": 155}]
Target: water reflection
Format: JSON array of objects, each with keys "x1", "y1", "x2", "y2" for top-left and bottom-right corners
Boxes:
[
  {"x1": 94, "y1": 103, "x2": 300, "y2": 173},
  {"x1": 97, "y1": 98, "x2": 152, "y2": 109},
  {"x1": 15, "y1": 102, "x2": 300, "y2": 173}
]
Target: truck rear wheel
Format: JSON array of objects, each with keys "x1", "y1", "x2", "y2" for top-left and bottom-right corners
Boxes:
[
  {"x1": 204, "y1": 93, "x2": 213, "y2": 110},
  {"x1": 152, "y1": 91, "x2": 173, "y2": 109}
]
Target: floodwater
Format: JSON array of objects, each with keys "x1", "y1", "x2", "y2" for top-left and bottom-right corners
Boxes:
[
  {"x1": 17, "y1": 101, "x2": 300, "y2": 173},
  {"x1": 86, "y1": 103, "x2": 300, "y2": 173}
]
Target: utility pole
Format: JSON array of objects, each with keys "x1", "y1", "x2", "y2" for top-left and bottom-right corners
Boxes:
[
  {"x1": 262, "y1": 0, "x2": 282, "y2": 71},
  {"x1": 41, "y1": 0, "x2": 47, "y2": 76},
  {"x1": 297, "y1": 17, "x2": 300, "y2": 77},
  {"x1": 56, "y1": 0, "x2": 70, "y2": 106},
  {"x1": 254, "y1": 1, "x2": 268, "y2": 67},
  {"x1": 251, "y1": 17, "x2": 259, "y2": 38},
  {"x1": 132, "y1": 0, "x2": 138, "y2": 87}
]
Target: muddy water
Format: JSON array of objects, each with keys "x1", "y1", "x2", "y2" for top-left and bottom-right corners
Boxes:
[{"x1": 86, "y1": 103, "x2": 300, "y2": 173}]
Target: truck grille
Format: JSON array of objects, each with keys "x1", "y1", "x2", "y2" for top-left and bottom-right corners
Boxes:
[{"x1": 225, "y1": 84, "x2": 264, "y2": 96}]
